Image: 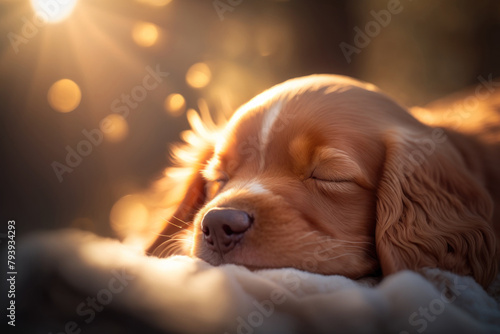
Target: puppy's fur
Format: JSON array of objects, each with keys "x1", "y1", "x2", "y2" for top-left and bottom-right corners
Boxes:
[{"x1": 147, "y1": 75, "x2": 500, "y2": 287}]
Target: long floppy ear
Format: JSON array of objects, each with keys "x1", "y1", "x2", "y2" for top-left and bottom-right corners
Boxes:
[
  {"x1": 376, "y1": 128, "x2": 498, "y2": 288},
  {"x1": 146, "y1": 109, "x2": 220, "y2": 257}
]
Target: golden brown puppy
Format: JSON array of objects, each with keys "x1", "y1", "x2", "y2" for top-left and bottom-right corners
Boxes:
[{"x1": 147, "y1": 75, "x2": 500, "y2": 288}]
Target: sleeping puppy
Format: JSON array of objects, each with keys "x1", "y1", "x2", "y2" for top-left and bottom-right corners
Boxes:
[{"x1": 147, "y1": 75, "x2": 500, "y2": 288}]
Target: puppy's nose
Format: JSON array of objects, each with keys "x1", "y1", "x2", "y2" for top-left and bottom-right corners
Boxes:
[{"x1": 201, "y1": 208, "x2": 252, "y2": 254}]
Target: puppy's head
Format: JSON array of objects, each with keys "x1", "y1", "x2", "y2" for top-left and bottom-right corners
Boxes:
[{"x1": 148, "y1": 75, "x2": 497, "y2": 285}]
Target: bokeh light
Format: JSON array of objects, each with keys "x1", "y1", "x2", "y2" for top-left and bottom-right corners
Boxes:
[
  {"x1": 132, "y1": 22, "x2": 159, "y2": 47},
  {"x1": 110, "y1": 195, "x2": 149, "y2": 238},
  {"x1": 186, "y1": 62, "x2": 212, "y2": 89},
  {"x1": 47, "y1": 79, "x2": 81, "y2": 113},
  {"x1": 102, "y1": 114, "x2": 129, "y2": 142},
  {"x1": 30, "y1": 0, "x2": 78, "y2": 23},
  {"x1": 164, "y1": 93, "x2": 186, "y2": 116},
  {"x1": 136, "y1": 0, "x2": 172, "y2": 6}
]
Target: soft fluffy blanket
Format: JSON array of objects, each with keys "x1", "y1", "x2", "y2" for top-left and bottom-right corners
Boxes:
[{"x1": 14, "y1": 230, "x2": 500, "y2": 334}]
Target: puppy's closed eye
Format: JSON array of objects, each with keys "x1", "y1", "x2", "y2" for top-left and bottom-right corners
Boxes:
[
  {"x1": 309, "y1": 148, "x2": 362, "y2": 183},
  {"x1": 204, "y1": 173, "x2": 228, "y2": 200}
]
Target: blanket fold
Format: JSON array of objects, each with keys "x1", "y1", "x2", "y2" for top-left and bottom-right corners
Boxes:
[{"x1": 14, "y1": 229, "x2": 500, "y2": 334}]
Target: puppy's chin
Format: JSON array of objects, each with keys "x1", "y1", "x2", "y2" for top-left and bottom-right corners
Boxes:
[
  {"x1": 193, "y1": 242, "x2": 284, "y2": 271},
  {"x1": 194, "y1": 246, "x2": 251, "y2": 267},
  {"x1": 196, "y1": 254, "x2": 268, "y2": 272},
  {"x1": 195, "y1": 251, "x2": 224, "y2": 266},
  {"x1": 194, "y1": 244, "x2": 379, "y2": 279},
  {"x1": 196, "y1": 255, "x2": 292, "y2": 273}
]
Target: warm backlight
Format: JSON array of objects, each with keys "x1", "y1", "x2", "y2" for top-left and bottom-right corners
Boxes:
[
  {"x1": 164, "y1": 93, "x2": 186, "y2": 116},
  {"x1": 186, "y1": 62, "x2": 212, "y2": 89},
  {"x1": 31, "y1": 0, "x2": 78, "y2": 23},
  {"x1": 110, "y1": 195, "x2": 149, "y2": 237},
  {"x1": 102, "y1": 114, "x2": 129, "y2": 143},
  {"x1": 132, "y1": 22, "x2": 159, "y2": 47},
  {"x1": 136, "y1": 0, "x2": 172, "y2": 6},
  {"x1": 47, "y1": 79, "x2": 81, "y2": 113}
]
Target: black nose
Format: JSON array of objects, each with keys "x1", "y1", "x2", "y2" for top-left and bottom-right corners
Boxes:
[{"x1": 201, "y1": 208, "x2": 252, "y2": 254}]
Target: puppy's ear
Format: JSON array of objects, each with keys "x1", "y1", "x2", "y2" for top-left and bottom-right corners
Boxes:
[
  {"x1": 146, "y1": 110, "x2": 219, "y2": 257},
  {"x1": 146, "y1": 143, "x2": 213, "y2": 257},
  {"x1": 376, "y1": 129, "x2": 498, "y2": 287}
]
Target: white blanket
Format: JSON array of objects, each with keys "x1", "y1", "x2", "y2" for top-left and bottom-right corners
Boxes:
[{"x1": 16, "y1": 230, "x2": 500, "y2": 334}]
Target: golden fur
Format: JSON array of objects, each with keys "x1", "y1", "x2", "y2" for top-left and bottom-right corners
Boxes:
[{"x1": 147, "y1": 75, "x2": 500, "y2": 287}]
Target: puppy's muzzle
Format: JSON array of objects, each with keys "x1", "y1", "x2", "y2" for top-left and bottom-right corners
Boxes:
[{"x1": 201, "y1": 208, "x2": 253, "y2": 254}]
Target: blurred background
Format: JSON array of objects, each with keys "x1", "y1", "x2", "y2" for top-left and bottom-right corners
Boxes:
[{"x1": 1, "y1": 0, "x2": 499, "y2": 240}]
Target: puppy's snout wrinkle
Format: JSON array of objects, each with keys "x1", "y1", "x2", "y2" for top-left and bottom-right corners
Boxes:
[{"x1": 201, "y1": 208, "x2": 252, "y2": 254}]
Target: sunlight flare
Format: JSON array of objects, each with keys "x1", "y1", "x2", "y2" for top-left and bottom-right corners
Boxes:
[{"x1": 30, "y1": 0, "x2": 78, "y2": 23}]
